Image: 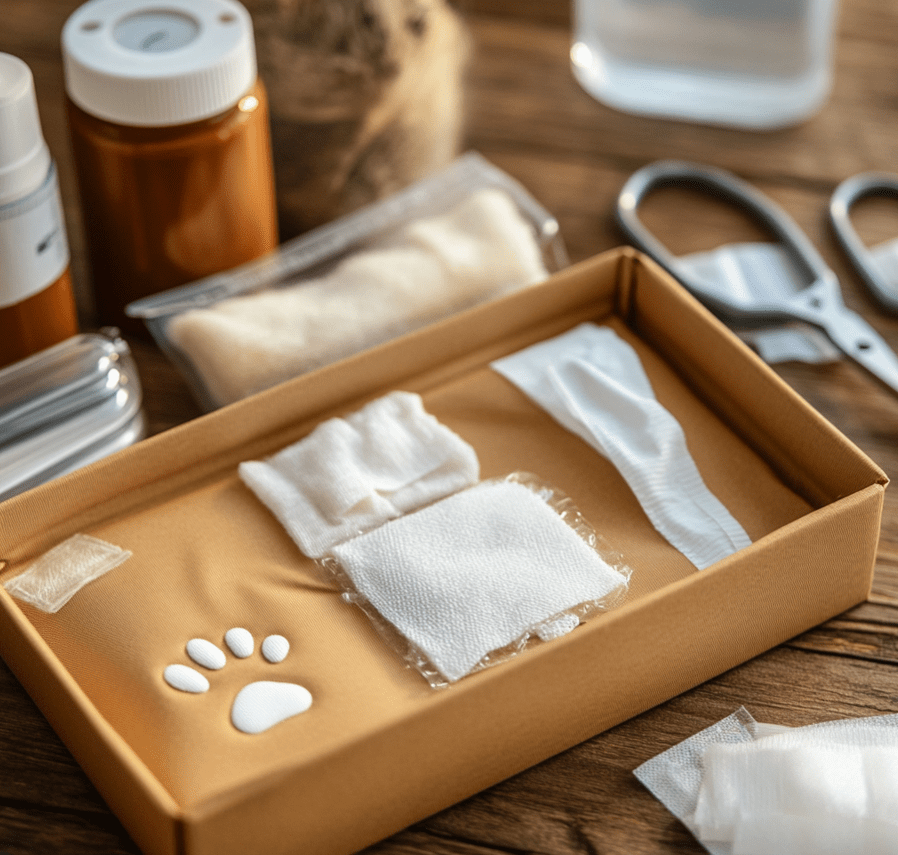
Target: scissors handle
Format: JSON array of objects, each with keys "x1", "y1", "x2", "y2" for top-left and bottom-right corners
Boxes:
[
  {"x1": 829, "y1": 172, "x2": 898, "y2": 314},
  {"x1": 618, "y1": 161, "x2": 898, "y2": 396},
  {"x1": 617, "y1": 160, "x2": 834, "y2": 319}
]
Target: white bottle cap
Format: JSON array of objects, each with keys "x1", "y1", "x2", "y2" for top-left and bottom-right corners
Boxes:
[
  {"x1": 0, "y1": 53, "x2": 52, "y2": 207},
  {"x1": 62, "y1": 0, "x2": 258, "y2": 128}
]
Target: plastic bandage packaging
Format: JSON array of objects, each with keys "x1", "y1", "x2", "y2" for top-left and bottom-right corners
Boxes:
[
  {"x1": 635, "y1": 707, "x2": 898, "y2": 855},
  {"x1": 128, "y1": 153, "x2": 567, "y2": 409}
]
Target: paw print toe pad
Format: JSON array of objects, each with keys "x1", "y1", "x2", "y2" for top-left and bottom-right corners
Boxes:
[
  {"x1": 186, "y1": 638, "x2": 226, "y2": 670},
  {"x1": 225, "y1": 627, "x2": 254, "y2": 658},
  {"x1": 164, "y1": 664, "x2": 210, "y2": 693},
  {"x1": 261, "y1": 634, "x2": 289, "y2": 663}
]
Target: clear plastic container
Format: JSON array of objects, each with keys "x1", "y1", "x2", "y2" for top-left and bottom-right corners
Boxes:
[
  {"x1": 127, "y1": 153, "x2": 568, "y2": 411},
  {"x1": 0, "y1": 330, "x2": 145, "y2": 501},
  {"x1": 571, "y1": 0, "x2": 840, "y2": 129}
]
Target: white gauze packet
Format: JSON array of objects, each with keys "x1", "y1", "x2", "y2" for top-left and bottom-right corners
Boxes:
[
  {"x1": 167, "y1": 187, "x2": 550, "y2": 406},
  {"x1": 635, "y1": 708, "x2": 898, "y2": 855}
]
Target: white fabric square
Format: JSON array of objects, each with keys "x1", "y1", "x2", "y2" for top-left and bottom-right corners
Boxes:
[
  {"x1": 3, "y1": 533, "x2": 131, "y2": 613},
  {"x1": 330, "y1": 478, "x2": 628, "y2": 682},
  {"x1": 239, "y1": 391, "x2": 479, "y2": 558}
]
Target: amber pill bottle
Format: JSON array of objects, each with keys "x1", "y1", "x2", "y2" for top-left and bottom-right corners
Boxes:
[
  {"x1": 62, "y1": 0, "x2": 278, "y2": 335},
  {"x1": 0, "y1": 54, "x2": 78, "y2": 369}
]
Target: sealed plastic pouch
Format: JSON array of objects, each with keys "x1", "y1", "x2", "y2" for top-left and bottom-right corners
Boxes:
[
  {"x1": 127, "y1": 152, "x2": 568, "y2": 410},
  {"x1": 320, "y1": 472, "x2": 632, "y2": 688}
]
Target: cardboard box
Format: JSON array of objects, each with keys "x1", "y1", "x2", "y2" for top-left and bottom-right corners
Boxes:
[{"x1": 0, "y1": 248, "x2": 887, "y2": 855}]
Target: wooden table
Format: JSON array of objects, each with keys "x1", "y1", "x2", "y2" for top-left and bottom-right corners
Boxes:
[{"x1": 4, "y1": 1, "x2": 898, "y2": 852}]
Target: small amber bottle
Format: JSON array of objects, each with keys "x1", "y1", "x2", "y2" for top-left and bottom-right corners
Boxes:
[
  {"x1": 62, "y1": 0, "x2": 278, "y2": 335},
  {"x1": 0, "y1": 53, "x2": 78, "y2": 370}
]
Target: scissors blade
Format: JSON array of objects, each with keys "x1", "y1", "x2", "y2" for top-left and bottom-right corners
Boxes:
[{"x1": 814, "y1": 302, "x2": 898, "y2": 395}]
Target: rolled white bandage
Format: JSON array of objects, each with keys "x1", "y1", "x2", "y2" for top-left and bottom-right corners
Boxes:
[
  {"x1": 330, "y1": 478, "x2": 629, "y2": 683},
  {"x1": 168, "y1": 188, "x2": 550, "y2": 406},
  {"x1": 3, "y1": 534, "x2": 131, "y2": 613},
  {"x1": 239, "y1": 391, "x2": 480, "y2": 558},
  {"x1": 492, "y1": 323, "x2": 751, "y2": 570}
]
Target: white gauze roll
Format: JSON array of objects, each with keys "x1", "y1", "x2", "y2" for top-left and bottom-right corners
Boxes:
[{"x1": 167, "y1": 188, "x2": 549, "y2": 406}]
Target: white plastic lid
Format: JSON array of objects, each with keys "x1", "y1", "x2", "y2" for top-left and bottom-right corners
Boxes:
[
  {"x1": 62, "y1": 0, "x2": 257, "y2": 127},
  {"x1": 0, "y1": 53, "x2": 52, "y2": 206}
]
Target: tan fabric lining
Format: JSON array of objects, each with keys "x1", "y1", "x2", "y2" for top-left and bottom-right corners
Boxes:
[{"x1": 13, "y1": 312, "x2": 812, "y2": 807}]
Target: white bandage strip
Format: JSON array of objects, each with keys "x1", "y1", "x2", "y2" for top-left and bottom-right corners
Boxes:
[
  {"x1": 239, "y1": 391, "x2": 480, "y2": 558},
  {"x1": 492, "y1": 323, "x2": 751, "y2": 570},
  {"x1": 3, "y1": 533, "x2": 131, "y2": 613}
]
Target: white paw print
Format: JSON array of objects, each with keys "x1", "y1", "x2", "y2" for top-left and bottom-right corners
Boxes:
[{"x1": 163, "y1": 628, "x2": 312, "y2": 734}]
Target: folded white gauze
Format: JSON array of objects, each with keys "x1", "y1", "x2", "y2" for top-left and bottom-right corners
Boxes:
[
  {"x1": 635, "y1": 708, "x2": 898, "y2": 855},
  {"x1": 491, "y1": 323, "x2": 751, "y2": 570},
  {"x1": 730, "y1": 813, "x2": 898, "y2": 855},
  {"x1": 3, "y1": 533, "x2": 131, "y2": 613},
  {"x1": 329, "y1": 478, "x2": 629, "y2": 683},
  {"x1": 239, "y1": 391, "x2": 480, "y2": 558},
  {"x1": 167, "y1": 187, "x2": 550, "y2": 406},
  {"x1": 695, "y1": 728, "x2": 898, "y2": 852}
]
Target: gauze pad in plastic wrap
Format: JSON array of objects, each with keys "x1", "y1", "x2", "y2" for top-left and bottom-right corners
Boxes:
[
  {"x1": 166, "y1": 187, "x2": 550, "y2": 406},
  {"x1": 635, "y1": 707, "x2": 898, "y2": 855},
  {"x1": 3, "y1": 533, "x2": 131, "y2": 613},
  {"x1": 492, "y1": 323, "x2": 751, "y2": 569},
  {"x1": 325, "y1": 474, "x2": 630, "y2": 685},
  {"x1": 239, "y1": 391, "x2": 479, "y2": 558}
]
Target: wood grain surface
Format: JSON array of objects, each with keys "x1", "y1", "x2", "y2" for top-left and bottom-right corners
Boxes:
[{"x1": 3, "y1": 1, "x2": 898, "y2": 853}]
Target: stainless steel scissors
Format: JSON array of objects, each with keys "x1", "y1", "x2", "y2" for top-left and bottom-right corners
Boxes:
[
  {"x1": 830, "y1": 172, "x2": 898, "y2": 314},
  {"x1": 617, "y1": 159, "x2": 898, "y2": 396}
]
